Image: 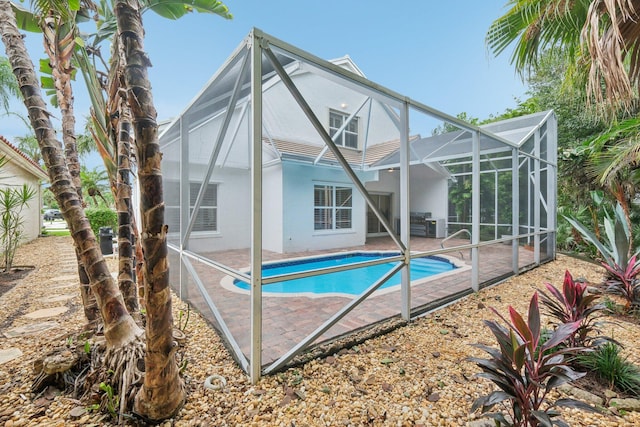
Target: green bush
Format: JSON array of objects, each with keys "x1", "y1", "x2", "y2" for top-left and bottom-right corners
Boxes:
[
  {"x1": 577, "y1": 342, "x2": 640, "y2": 396},
  {"x1": 85, "y1": 208, "x2": 117, "y2": 238}
]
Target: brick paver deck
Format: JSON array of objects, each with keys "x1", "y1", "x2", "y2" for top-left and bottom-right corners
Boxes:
[{"x1": 170, "y1": 236, "x2": 542, "y2": 367}]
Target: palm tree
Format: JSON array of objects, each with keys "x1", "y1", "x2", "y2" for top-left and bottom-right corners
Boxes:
[
  {"x1": 488, "y1": 0, "x2": 640, "y2": 110},
  {"x1": 581, "y1": 0, "x2": 640, "y2": 109},
  {"x1": 0, "y1": 55, "x2": 19, "y2": 112},
  {"x1": 112, "y1": 0, "x2": 182, "y2": 419},
  {"x1": 0, "y1": 0, "x2": 144, "y2": 412},
  {"x1": 112, "y1": 0, "x2": 232, "y2": 419},
  {"x1": 488, "y1": 0, "x2": 640, "y2": 248},
  {"x1": 11, "y1": 0, "x2": 102, "y2": 323},
  {"x1": 486, "y1": 0, "x2": 591, "y2": 78},
  {"x1": 14, "y1": 134, "x2": 42, "y2": 165},
  {"x1": 80, "y1": 165, "x2": 111, "y2": 207}
]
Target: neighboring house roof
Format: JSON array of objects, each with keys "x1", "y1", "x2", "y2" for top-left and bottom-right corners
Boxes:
[{"x1": 0, "y1": 135, "x2": 49, "y2": 181}]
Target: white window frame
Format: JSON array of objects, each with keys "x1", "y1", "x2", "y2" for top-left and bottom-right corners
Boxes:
[
  {"x1": 329, "y1": 109, "x2": 359, "y2": 149},
  {"x1": 165, "y1": 181, "x2": 218, "y2": 234},
  {"x1": 314, "y1": 184, "x2": 353, "y2": 231}
]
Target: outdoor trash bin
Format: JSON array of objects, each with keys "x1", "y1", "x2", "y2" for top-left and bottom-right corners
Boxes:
[{"x1": 99, "y1": 227, "x2": 113, "y2": 255}]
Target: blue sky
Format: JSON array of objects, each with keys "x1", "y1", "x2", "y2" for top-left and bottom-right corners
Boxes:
[{"x1": 2, "y1": 0, "x2": 526, "y2": 162}]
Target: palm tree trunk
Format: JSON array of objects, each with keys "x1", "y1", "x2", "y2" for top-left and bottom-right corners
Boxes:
[
  {"x1": 42, "y1": 14, "x2": 99, "y2": 324},
  {"x1": 116, "y1": 116, "x2": 139, "y2": 314},
  {"x1": 0, "y1": 0, "x2": 141, "y2": 350},
  {"x1": 113, "y1": 0, "x2": 184, "y2": 421},
  {"x1": 108, "y1": 36, "x2": 139, "y2": 315}
]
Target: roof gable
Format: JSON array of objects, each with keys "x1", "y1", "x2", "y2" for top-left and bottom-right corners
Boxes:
[{"x1": 0, "y1": 135, "x2": 48, "y2": 181}]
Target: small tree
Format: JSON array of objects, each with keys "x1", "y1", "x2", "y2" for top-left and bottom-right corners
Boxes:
[{"x1": 0, "y1": 183, "x2": 35, "y2": 271}]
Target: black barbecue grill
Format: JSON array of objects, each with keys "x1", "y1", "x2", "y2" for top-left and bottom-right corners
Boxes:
[{"x1": 410, "y1": 212, "x2": 432, "y2": 237}]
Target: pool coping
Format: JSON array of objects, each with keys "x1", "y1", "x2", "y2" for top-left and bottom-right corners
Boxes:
[{"x1": 219, "y1": 250, "x2": 471, "y2": 299}]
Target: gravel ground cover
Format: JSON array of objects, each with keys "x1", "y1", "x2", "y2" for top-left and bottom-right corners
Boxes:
[{"x1": 1, "y1": 236, "x2": 639, "y2": 426}]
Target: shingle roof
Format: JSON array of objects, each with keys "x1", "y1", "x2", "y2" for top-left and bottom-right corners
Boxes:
[{"x1": 267, "y1": 136, "x2": 416, "y2": 168}]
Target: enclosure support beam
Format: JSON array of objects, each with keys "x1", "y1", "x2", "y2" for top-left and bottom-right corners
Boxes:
[
  {"x1": 548, "y1": 115, "x2": 558, "y2": 259},
  {"x1": 512, "y1": 148, "x2": 519, "y2": 274},
  {"x1": 179, "y1": 116, "x2": 190, "y2": 299},
  {"x1": 400, "y1": 101, "x2": 411, "y2": 320},
  {"x1": 182, "y1": 258, "x2": 249, "y2": 372},
  {"x1": 494, "y1": 171, "x2": 499, "y2": 240},
  {"x1": 249, "y1": 31, "x2": 263, "y2": 384},
  {"x1": 534, "y1": 129, "x2": 541, "y2": 265},
  {"x1": 183, "y1": 50, "x2": 249, "y2": 244},
  {"x1": 471, "y1": 131, "x2": 480, "y2": 291}
]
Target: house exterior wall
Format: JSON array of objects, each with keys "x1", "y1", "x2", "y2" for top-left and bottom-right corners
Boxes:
[
  {"x1": 263, "y1": 70, "x2": 400, "y2": 147},
  {"x1": 281, "y1": 161, "x2": 376, "y2": 253},
  {"x1": 182, "y1": 166, "x2": 251, "y2": 254},
  {"x1": 262, "y1": 162, "x2": 283, "y2": 253},
  {"x1": 364, "y1": 166, "x2": 449, "y2": 234},
  {"x1": 409, "y1": 166, "x2": 449, "y2": 220},
  {"x1": 364, "y1": 169, "x2": 399, "y2": 231},
  {"x1": 0, "y1": 152, "x2": 44, "y2": 244}
]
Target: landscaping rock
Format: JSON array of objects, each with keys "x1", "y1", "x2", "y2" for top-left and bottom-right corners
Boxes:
[
  {"x1": 559, "y1": 384, "x2": 604, "y2": 406},
  {"x1": 610, "y1": 398, "x2": 640, "y2": 412}
]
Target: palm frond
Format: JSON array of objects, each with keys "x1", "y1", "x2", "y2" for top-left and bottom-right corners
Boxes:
[
  {"x1": 583, "y1": 0, "x2": 640, "y2": 111},
  {"x1": 487, "y1": 0, "x2": 590, "y2": 76}
]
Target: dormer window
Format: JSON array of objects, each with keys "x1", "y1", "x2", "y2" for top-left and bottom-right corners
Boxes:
[{"x1": 329, "y1": 110, "x2": 358, "y2": 149}]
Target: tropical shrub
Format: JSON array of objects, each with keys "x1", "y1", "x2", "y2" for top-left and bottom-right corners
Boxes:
[
  {"x1": 0, "y1": 184, "x2": 36, "y2": 271},
  {"x1": 85, "y1": 207, "x2": 117, "y2": 238},
  {"x1": 565, "y1": 202, "x2": 640, "y2": 310},
  {"x1": 469, "y1": 293, "x2": 597, "y2": 426},
  {"x1": 538, "y1": 270, "x2": 608, "y2": 348},
  {"x1": 565, "y1": 203, "x2": 635, "y2": 270},
  {"x1": 601, "y1": 254, "x2": 640, "y2": 312},
  {"x1": 576, "y1": 342, "x2": 640, "y2": 396}
]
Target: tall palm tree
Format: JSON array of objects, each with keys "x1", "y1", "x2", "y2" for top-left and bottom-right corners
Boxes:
[
  {"x1": 12, "y1": 0, "x2": 101, "y2": 323},
  {"x1": 113, "y1": 0, "x2": 232, "y2": 419},
  {"x1": 113, "y1": 0, "x2": 182, "y2": 420},
  {"x1": 488, "y1": 0, "x2": 640, "y2": 250},
  {"x1": 488, "y1": 0, "x2": 640, "y2": 110},
  {"x1": 0, "y1": 0, "x2": 144, "y2": 409}
]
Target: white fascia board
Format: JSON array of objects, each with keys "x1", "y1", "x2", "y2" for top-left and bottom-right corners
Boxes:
[{"x1": 0, "y1": 144, "x2": 48, "y2": 181}]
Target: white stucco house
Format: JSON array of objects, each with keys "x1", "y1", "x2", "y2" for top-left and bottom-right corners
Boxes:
[
  {"x1": 0, "y1": 135, "x2": 48, "y2": 243},
  {"x1": 160, "y1": 54, "x2": 450, "y2": 254}
]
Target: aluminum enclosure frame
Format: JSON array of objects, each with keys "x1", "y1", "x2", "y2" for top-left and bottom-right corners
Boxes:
[{"x1": 158, "y1": 28, "x2": 558, "y2": 383}]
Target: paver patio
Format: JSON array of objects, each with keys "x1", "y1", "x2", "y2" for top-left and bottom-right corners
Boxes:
[{"x1": 171, "y1": 236, "x2": 542, "y2": 367}]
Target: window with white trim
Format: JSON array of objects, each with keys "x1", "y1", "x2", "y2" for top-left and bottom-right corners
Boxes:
[
  {"x1": 329, "y1": 110, "x2": 358, "y2": 149},
  {"x1": 314, "y1": 184, "x2": 352, "y2": 230},
  {"x1": 165, "y1": 181, "x2": 218, "y2": 233}
]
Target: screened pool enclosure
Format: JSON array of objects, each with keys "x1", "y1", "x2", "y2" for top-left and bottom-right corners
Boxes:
[{"x1": 158, "y1": 28, "x2": 557, "y2": 382}]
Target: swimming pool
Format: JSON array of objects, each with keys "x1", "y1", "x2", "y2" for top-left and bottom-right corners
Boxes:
[{"x1": 226, "y1": 252, "x2": 460, "y2": 297}]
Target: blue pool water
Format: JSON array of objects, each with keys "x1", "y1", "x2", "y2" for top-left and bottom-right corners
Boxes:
[{"x1": 233, "y1": 252, "x2": 456, "y2": 295}]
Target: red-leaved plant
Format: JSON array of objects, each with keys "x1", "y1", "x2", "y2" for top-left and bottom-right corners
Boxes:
[
  {"x1": 469, "y1": 292, "x2": 598, "y2": 426},
  {"x1": 602, "y1": 254, "x2": 640, "y2": 311},
  {"x1": 538, "y1": 270, "x2": 608, "y2": 348}
]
